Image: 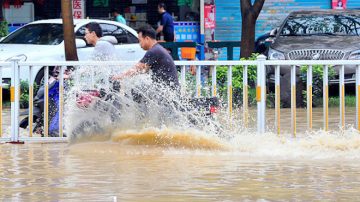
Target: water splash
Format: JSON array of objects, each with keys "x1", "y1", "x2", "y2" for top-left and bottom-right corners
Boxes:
[
  {"x1": 59, "y1": 64, "x2": 360, "y2": 160},
  {"x1": 64, "y1": 65, "x2": 221, "y2": 143}
]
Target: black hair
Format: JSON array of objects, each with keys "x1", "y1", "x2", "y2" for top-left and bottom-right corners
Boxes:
[
  {"x1": 86, "y1": 22, "x2": 102, "y2": 38},
  {"x1": 158, "y1": 2, "x2": 166, "y2": 10},
  {"x1": 110, "y1": 8, "x2": 120, "y2": 14},
  {"x1": 137, "y1": 25, "x2": 157, "y2": 40}
]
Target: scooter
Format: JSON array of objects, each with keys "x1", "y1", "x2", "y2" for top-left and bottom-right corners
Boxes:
[
  {"x1": 71, "y1": 81, "x2": 220, "y2": 141},
  {"x1": 19, "y1": 66, "x2": 64, "y2": 137}
]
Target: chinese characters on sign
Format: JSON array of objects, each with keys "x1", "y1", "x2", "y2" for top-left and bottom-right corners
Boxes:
[
  {"x1": 332, "y1": 0, "x2": 347, "y2": 10},
  {"x1": 204, "y1": 5, "x2": 215, "y2": 29},
  {"x1": 72, "y1": 0, "x2": 84, "y2": 19}
]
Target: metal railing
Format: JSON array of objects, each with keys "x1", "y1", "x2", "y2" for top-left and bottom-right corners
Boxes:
[
  {"x1": 0, "y1": 56, "x2": 359, "y2": 142},
  {"x1": 265, "y1": 60, "x2": 360, "y2": 136}
]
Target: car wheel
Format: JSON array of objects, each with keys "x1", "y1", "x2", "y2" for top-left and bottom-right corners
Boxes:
[
  {"x1": 35, "y1": 67, "x2": 45, "y2": 87},
  {"x1": 35, "y1": 66, "x2": 57, "y2": 86}
]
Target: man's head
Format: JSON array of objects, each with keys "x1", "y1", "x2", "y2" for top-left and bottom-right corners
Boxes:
[
  {"x1": 158, "y1": 2, "x2": 166, "y2": 14},
  {"x1": 85, "y1": 22, "x2": 102, "y2": 46},
  {"x1": 111, "y1": 8, "x2": 120, "y2": 17},
  {"x1": 137, "y1": 25, "x2": 157, "y2": 50}
]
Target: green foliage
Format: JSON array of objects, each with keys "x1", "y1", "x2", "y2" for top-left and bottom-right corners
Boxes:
[
  {"x1": 300, "y1": 65, "x2": 336, "y2": 106},
  {"x1": 329, "y1": 96, "x2": 356, "y2": 107},
  {"x1": 184, "y1": 53, "x2": 274, "y2": 108},
  {"x1": 0, "y1": 20, "x2": 8, "y2": 37},
  {"x1": 20, "y1": 80, "x2": 38, "y2": 109},
  {"x1": 215, "y1": 53, "x2": 258, "y2": 106}
]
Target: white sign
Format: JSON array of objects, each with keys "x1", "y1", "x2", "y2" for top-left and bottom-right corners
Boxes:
[{"x1": 72, "y1": 0, "x2": 85, "y2": 19}]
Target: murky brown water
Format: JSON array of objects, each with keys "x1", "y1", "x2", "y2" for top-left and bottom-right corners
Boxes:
[
  {"x1": 2, "y1": 129, "x2": 360, "y2": 201},
  {"x1": 1, "y1": 107, "x2": 360, "y2": 201}
]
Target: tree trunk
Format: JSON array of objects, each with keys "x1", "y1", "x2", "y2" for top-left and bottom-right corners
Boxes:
[
  {"x1": 61, "y1": 0, "x2": 78, "y2": 61},
  {"x1": 240, "y1": 0, "x2": 265, "y2": 58}
]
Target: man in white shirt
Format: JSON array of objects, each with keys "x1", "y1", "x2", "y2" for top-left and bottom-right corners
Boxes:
[{"x1": 84, "y1": 22, "x2": 117, "y2": 61}]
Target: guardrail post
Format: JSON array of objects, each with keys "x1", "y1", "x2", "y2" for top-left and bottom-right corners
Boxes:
[
  {"x1": 59, "y1": 66, "x2": 64, "y2": 137},
  {"x1": 323, "y1": 65, "x2": 329, "y2": 131},
  {"x1": 340, "y1": 65, "x2": 345, "y2": 129},
  {"x1": 227, "y1": 65, "x2": 233, "y2": 117},
  {"x1": 307, "y1": 65, "x2": 313, "y2": 130},
  {"x1": 10, "y1": 59, "x2": 21, "y2": 143},
  {"x1": 180, "y1": 65, "x2": 186, "y2": 95},
  {"x1": 196, "y1": 66, "x2": 201, "y2": 98},
  {"x1": 275, "y1": 65, "x2": 281, "y2": 135},
  {"x1": 211, "y1": 66, "x2": 217, "y2": 97},
  {"x1": 44, "y1": 66, "x2": 49, "y2": 137},
  {"x1": 29, "y1": 66, "x2": 33, "y2": 137},
  {"x1": 243, "y1": 65, "x2": 248, "y2": 128},
  {"x1": 256, "y1": 55, "x2": 266, "y2": 133},
  {"x1": 291, "y1": 65, "x2": 297, "y2": 137}
]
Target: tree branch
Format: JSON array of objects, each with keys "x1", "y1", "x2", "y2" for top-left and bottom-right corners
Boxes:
[
  {"x1": 253, "y1": 0, "x2": 265, "y2": 18},
  {"x1": 240, "y1": 0, "x2": 251, "y2": 17}
]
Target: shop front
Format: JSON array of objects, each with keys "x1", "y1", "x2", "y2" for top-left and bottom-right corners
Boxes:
[{"x1": 1, "y1": 0, "x2": 208, "y2": 58}]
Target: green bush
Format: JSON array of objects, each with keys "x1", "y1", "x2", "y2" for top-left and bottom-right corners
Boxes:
[
  {"x1": 0, "y1": 20, "x2": 8, "y2": 37},
  {"x1": 329, "y1": 96, "x2": 356, "y2": 107},
  {"x1": 215, "y1": 53, "x2": 258, "y2": 107},
  {"x1": 181, "y1": 53, "x2": 274, "y2": 108},
  {"x1": 300, "y1": 65, "x2": 336, "y2": 106},
  {"x1": 20, "y1": 80, "x2": 38, "y2": 109}
]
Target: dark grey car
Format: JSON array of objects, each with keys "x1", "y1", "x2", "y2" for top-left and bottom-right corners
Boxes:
[{"x1": 268, "y1": 10, "x2": 360, "y2": 84}]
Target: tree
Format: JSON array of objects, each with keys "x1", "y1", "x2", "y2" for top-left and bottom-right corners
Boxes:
[
  {"x1": 240, "y1": 0, "x2": 265, "y2": 58},
  {"x1": 61, "y1": 0, "x2": 78, "y2": 61}
]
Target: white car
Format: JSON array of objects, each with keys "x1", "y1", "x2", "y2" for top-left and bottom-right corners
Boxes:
[{"x1": 0, "y1": 19, "x2": 145, "y2": 86}]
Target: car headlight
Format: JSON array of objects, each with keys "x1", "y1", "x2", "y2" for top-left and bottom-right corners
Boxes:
[
  {"x1": 268, "y1": 48, "x2": 285, "y2": 60},
  {"x1": 349, "y1": 50, "x2": 360, "y2": 60},
  {"x1": 5, "y1": 54, "x2": 27, "y2": 62}
]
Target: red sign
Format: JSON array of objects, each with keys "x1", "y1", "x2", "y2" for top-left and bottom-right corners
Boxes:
[
  {"x1": 72, "y1": 0, "x2": 84, "y2": 19},
  {"x1": 332, "y1": 0, "x2": 347, "y2": 9},
  {"x1": 204, "y1": 5, "x2": 215, "y2": 29}
]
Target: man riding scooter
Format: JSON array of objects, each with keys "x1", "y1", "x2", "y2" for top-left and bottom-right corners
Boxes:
[{"x1": 20, "y1": 66, "x2": 73, "y2": 137}]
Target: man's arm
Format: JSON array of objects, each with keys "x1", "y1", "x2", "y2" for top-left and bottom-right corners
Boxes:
[
  {"x1": 156, "y1": 25, "x2": 163, "y2": 34},
  {"x1": 112, "y1": 62, "x2": 150, "y2": 80},
  {"x1": 157, "y1": 14, "x2": 167, "y2": 34}
]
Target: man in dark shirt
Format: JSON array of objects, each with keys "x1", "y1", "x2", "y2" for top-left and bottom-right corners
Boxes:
[
  {"x1": 156, "y1": 2, "x2": 175, "y2": 42},
  {"x1": 112, "y1": 25, "x2": 179, "y2": 89}
]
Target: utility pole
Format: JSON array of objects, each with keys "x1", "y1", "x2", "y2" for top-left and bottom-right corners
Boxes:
[{"x1": 61, "y1": 0, "x2": 78, "y2": 61}]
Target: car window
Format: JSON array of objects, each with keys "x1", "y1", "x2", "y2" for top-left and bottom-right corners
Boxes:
[
  {"x1": 0, "y1": 23, "x2": 64, "y2": 45},
  {"x1": 76, "y1": 26, "x2": 86, "y2": 38},
  {"x1": 280, "y1": 14, "x2": 360, "y2": 36},
  {"x1": 100, "y1": 23, "x2": 138, "y2": 44}
]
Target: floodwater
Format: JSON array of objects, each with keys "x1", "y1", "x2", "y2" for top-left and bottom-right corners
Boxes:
[
  {"x1": 2, "y1": 68, "x2": 360, "y2": 201},
  {"x1": 1, "y1": 107, "x2": 360, "y2": 201}
]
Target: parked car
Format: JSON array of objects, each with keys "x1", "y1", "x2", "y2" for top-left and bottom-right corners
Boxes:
[
  {"x1": 254, "y1": 32, "x2": 270, "y2": 55},
  {"x1": 0, "y1": 19, "x2": 146, "y2": 87},
  {"x1": 267, "y1": 10, "x2": 360, "y2": 106},
  {"x1": 268, "y1": 10, "x2": 360, "y2": 83},
  {"x1": 254, "y1": 28, "x2": 279, "y2": 56}
]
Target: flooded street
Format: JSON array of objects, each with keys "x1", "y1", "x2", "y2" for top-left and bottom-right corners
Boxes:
[
  {"x1": 1, "y1": 106, "x2": 360, "y2": 201},
  {"x1": 1, "y1": 140, "x2": 360, "y2": 201}
]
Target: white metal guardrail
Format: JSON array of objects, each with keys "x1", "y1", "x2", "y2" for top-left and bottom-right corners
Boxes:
[{"x1": 0, "y1": 56, "x2": 359, "y2": 142}]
